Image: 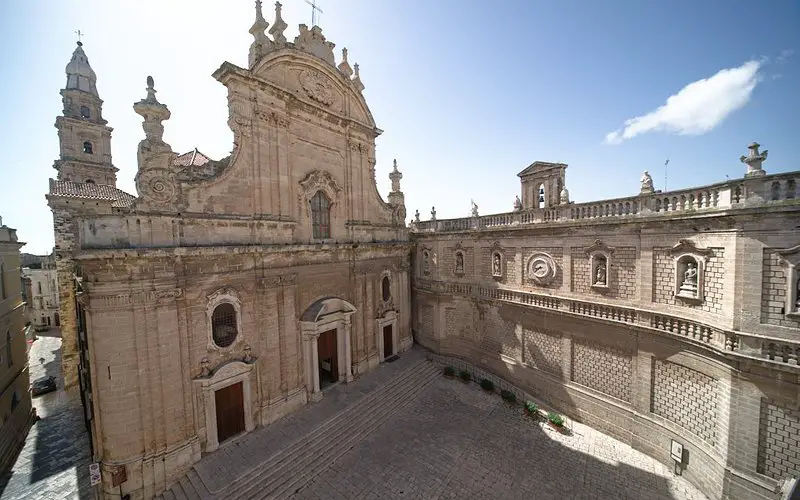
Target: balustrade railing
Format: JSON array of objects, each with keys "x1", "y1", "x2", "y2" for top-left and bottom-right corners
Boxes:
[
  {"x1": 414, "y1": 279, "x2": 800, "y2": 369},
  {"x1": 410, "y1": 172, "x2": 798, "y2": 234}
]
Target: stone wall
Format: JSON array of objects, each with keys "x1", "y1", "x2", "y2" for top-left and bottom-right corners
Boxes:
[
  {"x1": 652, "y1": 247, "x2": 725, "y2": 314},
  {"x1": 757, "y1": 398, "x2": 800, "y2": 481},
  {"x1": 760, "y1": 250, "x2": 800, "y2": 329},
  {"x1": 521, "y1": 327, "x2": 562, "y2": 376},
  {"x1": 572, "y1": 339, "x2": 632, "y2": 402},
  {"x1": 651, "y1": 360, "x2": 719, "y2": 446}
]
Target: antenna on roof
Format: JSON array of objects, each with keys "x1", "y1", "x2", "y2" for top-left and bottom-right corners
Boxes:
[{"x1": 664, "y1": 158, "x2": 670, "y2": 192}]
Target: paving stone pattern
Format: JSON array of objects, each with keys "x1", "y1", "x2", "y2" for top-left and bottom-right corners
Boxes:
[
  {"x1": 571, "y1": 339, "x2": 632, "y2": 402},
  {"x1": 293, "y1": 373, "x2": 708, "y2": 500},
  {"x1": 0, "y1": 333, "x2": 93, "y2": 500},
  {"x1": 757, "y1": 398, "x2": 800, "y2": 481},
  {"x1": 651, "y1": 360, "x2": 719, "y2": 447}
]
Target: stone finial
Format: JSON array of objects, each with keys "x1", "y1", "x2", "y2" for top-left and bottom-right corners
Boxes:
[
  {"x1": 560, "y1": 187, "x2": 570, "y2": 204},
  {"x1": 133, "y1": 76, "x2": 171, "y2": 144},
  {"x1": 338, "y1": 47, "x2": 353, "y2": 77},
  {"x1": 740, "y1": 142, "x2": 768, "y2": 178},
  {"x1": 640, "y1": 170, "x2": 654, "y2": 194},
  {"x1": 431, "y1": 206, "x2": 437, "y2": 221},
  {"x1": 414, "y1": 209, "x2": 420, "y2": 223},
  {"x1": 269, "y1": 1, "x2": 288, "y2": 46},
  {"x1": 295, "y1": 24, "x2": 335, "y2": 65},
  {"x1": 352, "y1": 63, "x2": 365, "y2": 92},
  {"x1": 389, "y1": 159, "x2": 402, "y2": 192},
  {"x1": 248, "y1": 0, "x2": 272, "y2": 67},
  {"x1": 470, "y1": 199, "x2": 479, "y2": 217},
  {"x1": 513, "y1": 195, "x2": 522, "y2": 212}
]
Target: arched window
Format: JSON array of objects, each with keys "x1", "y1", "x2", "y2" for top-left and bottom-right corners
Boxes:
[
  {"x1": 5, "y1": 331, "x2": 11, "y2": 367},
  {"x1": 85, "y1": 179, "x2": 95, "y2": 184},
  {"x1": 211, "y1": 303, "x2": 238, "y2": 348},
  {"x1": 310, "y1": 191, "x2": 331, "y2": 239},
  {"x1": 37, "y1": 281, "x2": 42, "y2": 295},
  {"x1": 83, "y1": 141, "x2": 93, "y2": 154},
  {"x1": 80, "y1": 106, "x2": 90, "y2": 119},
  {"x1": 0, "y1": 263, "x2": 5, "y2": 299},
  {"x1": 381, "y1": 276, "x2": 391, "y2": 301},
  {"x1": 538, "y1": 184, "x2": 545, "y2": 206}
]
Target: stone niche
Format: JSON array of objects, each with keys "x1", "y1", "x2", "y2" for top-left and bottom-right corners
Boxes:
[
  {"x1": 669, "y1": 240, "x2": 712, "y2": 304},
  {"x1": 453, "y1": 243, "x2": 465, "y2": 276},
  {"x1": 586, "y1": 240, "x2": 614, "y2": 292},
  {"x1": 491, "y1": 242, "x2": 505, "y2": 280},
  {"x1": 420, "y1": 246, "x2": 433, "y2": 276},
  {"x1": 777, "y1": 243, "x2": 800, "y2": 318}
]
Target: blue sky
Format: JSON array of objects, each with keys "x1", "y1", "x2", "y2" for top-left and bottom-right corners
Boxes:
[{"x1": 1, "y1": 0, "x2": 798, "y2": 254}]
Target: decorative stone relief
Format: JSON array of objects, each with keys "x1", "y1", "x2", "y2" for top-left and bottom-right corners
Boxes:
[
  {"x1": 298, "y1": 69, "x2": 335, "y2": 106},
  {"x1": 206, "y1": 287, "x2": 243, "y2": 352},
  {"x1": 527, "y1": 252, "x2": 557, "y2": 286},
  {"x1": 669, "y1": 239, "x2": 712, "y2": 303},
  {"x1": 155, "y1": 288, "x2": 183, "y2": 304},
  {"x1": 586, "y1": 240, "x2": 614, "y2": 292},
  {"x1": 136, "y1": 168, "x2": 177, "y2": 207},
  {"x1": 776, "y1": 244, "x2": 800, "y2": 318},
  {"x1": 298, "y1": 169, "x2": 342, "y2": 216},
  {"x1": 294, "y1": 24, "x2": 336, "y2": 66}
]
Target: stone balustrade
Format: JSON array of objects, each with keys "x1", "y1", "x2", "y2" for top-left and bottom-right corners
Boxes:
[
  {"x1": 414, "y1": 279, "x2": 800, "y2": 369},
  {"x1": 411, "y1": 172, "x2": 798, "y2": 233}
]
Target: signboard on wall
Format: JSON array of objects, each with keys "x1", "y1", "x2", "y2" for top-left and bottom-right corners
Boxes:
[
  {"x1": 670, "y1": 439, "x2": 684, "y2": 463},
  {"x1": 111, "y1": 465, "x2": 128, "y2": 487},
  {"x1": 89, "y1": 463, "x2": 101, "y2": 486}
]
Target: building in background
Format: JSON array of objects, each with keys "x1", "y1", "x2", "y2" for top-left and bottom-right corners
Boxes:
[
  {"x1": 22, "y1": 257, "x2": 59, "y2": 332},
  {"x1": 0, "y1": 216, "x2": 34, "y2": 473}
]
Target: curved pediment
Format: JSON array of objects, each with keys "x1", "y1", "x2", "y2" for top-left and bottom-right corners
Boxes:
[{"x1": 251, "y1": 50, "x2": 376, "y2": 130}]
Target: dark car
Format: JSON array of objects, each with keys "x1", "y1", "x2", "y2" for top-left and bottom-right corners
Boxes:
[{"x1": 31, "y1": 376, "x2": 57, "y2": 397}]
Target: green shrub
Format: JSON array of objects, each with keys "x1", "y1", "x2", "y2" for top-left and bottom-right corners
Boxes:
[
  {"x1": 443, "y1": 366, "x2": 455, "y2": 376},
  {"x1": 547, "y1": 411, "x2": 564, "y2": 427},
  {"x1": 480, "y1": 378, "x2": 495, "y2": 391},
  {"x1": 525, "y1": 401, "x2": 539, "y2": 414},
  {"x1": 500, "y1": 389, "x2": 516, "y2": 403},
  {"x1": 458, "y1": 370, "x2": 471, "y2": 382}
]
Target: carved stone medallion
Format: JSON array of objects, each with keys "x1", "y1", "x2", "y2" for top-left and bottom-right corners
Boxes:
[
  {"x1": 136, "y1": 168, "x2": 177, "y2": 205},
  {"x1": 299, "y1": 70, "x2": 334, "y2": 106},
  {"x1": 527, "y1": 253, "x2": 557, "y2": 286}
]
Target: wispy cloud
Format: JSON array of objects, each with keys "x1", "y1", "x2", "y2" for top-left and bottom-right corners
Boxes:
[
  {"x1": 604, "y1": 60, "x2": 762, "y2": 145},
  {"x1": 776, "y1": 49, "x2": 794, "y2": 64}
]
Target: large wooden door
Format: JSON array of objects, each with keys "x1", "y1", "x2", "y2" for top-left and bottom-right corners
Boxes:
[
  {"x1": 215, "y1": 382, "x2": 245, "y2": 443},
  {"x1": 383, "y1": 325, "x2": 393, "y2": 358},
  {"x1": 317, "y1": 329, "x2": 338, "y2": 383}
]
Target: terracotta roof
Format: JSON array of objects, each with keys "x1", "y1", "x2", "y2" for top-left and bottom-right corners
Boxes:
[
  {"x1": 49, "y1": 179, "x2": 136, "y2": 208},
  {"x1": 174, "y1": 148, "x2": 211, "y2": 167}
]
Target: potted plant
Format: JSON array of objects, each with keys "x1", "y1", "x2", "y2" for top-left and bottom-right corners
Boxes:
[
  {"x1": 547, "y1": 411, "x2": 566, "y2": 432},
  {"x1": 458, "y1": 370, "x2": 471, "y2": 383},
  {"x1": 443, "y1": 366, "x2": 456, "y2": 379},
  {"x1": 480, "y1": 378, "x2": 495, "y2": 393},
  {"x1": 524, "y1": 401, "x2": 539, "y2": 418},
  {"x1": 500, "y1": 389, "x2": 516, "y2": 405}
]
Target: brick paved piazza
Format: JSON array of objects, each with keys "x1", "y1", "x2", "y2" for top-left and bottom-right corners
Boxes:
[{"x1": 292, "y1": 371, "x2": 708, "y2": 500}]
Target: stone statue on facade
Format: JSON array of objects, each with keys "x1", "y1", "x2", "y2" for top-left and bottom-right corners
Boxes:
[
  {"x1": 422, "y1": 252, "x2": 430, "y2": 275},
  {"x1": 200, "y1": 357, "x2": 211, "y2": 377},
  {"x1": 414, "y1": 209, "x2": 420, "y2": 223},
  {"x1": 455, "y1": 253, "x2": 464, "y2": 274},
  {"x1": 493, "y1": 253, "x2": 502, "y2": 276},
  {"x1": 594, "y1": 260, "x2": 607, "y2": 285},
  {"x1": 795, "y1": 275, "x2": 800, "y2": 308},
  {"x1": 680, "y1": 262, "x2": 698, "y2": 295},
  {"x1": 513, "y1": 195, "x2": 522, "y2": 212},
  {"x1": 470, "y1": 199, "x2": 479, "y2": 217},
  {"x1": 430, "y1": 206, "x2": 437, "y2": 221},
  {"x1": 640, "y1": 171, "x2": 654, "y2": 194}
]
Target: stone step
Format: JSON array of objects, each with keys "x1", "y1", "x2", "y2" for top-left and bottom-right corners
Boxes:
[
  {"x1": 186, "y1": 469, "x2": 209, "y2": 499},
  {"x1": 267, "y1": 364, "x2": 440, "y2": 499},
  {"x1": 240, "y1": 363, "x2": 439, "y2": 500},
  {"x1": 173, "y1": 480, "x2": 189, "y2": 500},
  {"x1": 179, "y1": 476, "x2": 201, "y2": 500},
  {"x1": 159, "y1": 489, "x2": 177, "y2": 500},
  {"x1": 214, "y1": 359, "x2": 434, "y2": 499}
]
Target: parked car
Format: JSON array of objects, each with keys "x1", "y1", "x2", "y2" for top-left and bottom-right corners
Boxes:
[{"x1": 31, "y1": 376, "x2": 57, "y2": 396}]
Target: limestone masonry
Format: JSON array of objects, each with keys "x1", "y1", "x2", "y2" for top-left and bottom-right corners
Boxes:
[{"x1": 43, "y1": 2, "x2": 799, "y2": 500}]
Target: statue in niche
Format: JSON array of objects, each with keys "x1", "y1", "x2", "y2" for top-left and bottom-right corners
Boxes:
[
  {"x1": 795, "y1": 275, "x2": 800, "y2": 308},
  {"x1": 493, "y1": 253, "x2": 502, "y2": 276},
  {"x1": 680, "y1": 261, "x2": 699, "y2": 296},
  {"x1": 640, "y1": 171, "x2": 654, "y2": 194},
  {"x1": 455, "y1": 253, "x2": 464, "y2": 274},
  {"x1": 594, "y1": 258, "x2": 607, "y2": 285},
  {"x1": 422, "y1": 251, "x2": 430, "y2": 275},
  {"x1": 513, "y1": 195, "x2": 522, "y2": 212}
]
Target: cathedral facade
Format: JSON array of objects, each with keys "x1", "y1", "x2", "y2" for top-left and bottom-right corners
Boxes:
[{"x1": 48, "y1": 3, "x2": 411, "y2": 497}]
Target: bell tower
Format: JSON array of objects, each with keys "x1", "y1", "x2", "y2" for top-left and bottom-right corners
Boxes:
[{"x1": 53, "y1": 41, "x2": 118, "y2": 186}]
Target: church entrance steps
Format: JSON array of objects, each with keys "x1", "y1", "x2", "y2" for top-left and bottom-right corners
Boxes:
[{"x1": 156, "y1": 346, "x2": 435, "y2": 500}]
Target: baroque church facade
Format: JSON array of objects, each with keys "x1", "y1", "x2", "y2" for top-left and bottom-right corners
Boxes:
[
  {"x1": 47, "y1": 2, "x2": 411, "y2": 497},
  {"x1": 44, "y1": 3, "x2": 800, "y2": 500}
]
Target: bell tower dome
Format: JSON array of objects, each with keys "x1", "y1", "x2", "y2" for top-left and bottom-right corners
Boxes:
[{"x1": 53, "y1": 41, "x2": 118, "y2": 186}]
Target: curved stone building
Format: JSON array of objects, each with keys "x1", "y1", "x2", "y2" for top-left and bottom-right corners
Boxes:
[{"x1": 410, "y1": 152, "x2": 800, "y2": 499}]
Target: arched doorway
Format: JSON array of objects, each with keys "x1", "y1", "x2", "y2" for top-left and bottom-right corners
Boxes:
[{"x1": 300, "y1": 297, "x2": 356, "y2": 402}]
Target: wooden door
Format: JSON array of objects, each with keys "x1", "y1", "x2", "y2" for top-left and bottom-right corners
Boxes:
[
  {"x1": 215, "y1": 382, "x2": 245, "y2": 443},
  {"x1": 318, "y1": 329, "x2": 338, "y2": 382},
  {"x1": 383, "y1": 325, "x2": 393, "y2": 358}
]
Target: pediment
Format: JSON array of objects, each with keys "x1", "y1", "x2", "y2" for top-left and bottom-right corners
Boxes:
[{"x1": 668, "y1": 239, "x2": 713, "y2": 259}]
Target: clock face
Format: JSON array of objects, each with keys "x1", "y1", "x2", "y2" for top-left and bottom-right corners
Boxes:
[{"x1": 528, "y1": 254, "x2": 556, "y2": 285}]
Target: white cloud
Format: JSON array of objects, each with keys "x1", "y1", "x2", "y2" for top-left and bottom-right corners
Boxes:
[
  {"x1": 776, "y1": 49, "x2": 794, "y2": 64},
  {"x1": 604, "y1": 60, "x2": 762, "y2": 145}
]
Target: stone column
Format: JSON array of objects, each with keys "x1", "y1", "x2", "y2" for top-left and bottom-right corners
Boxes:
[
  {"x1": 344, "y1": 314, "x2": 354, "y2": 382},
  {"x1": 308, "y1": 335, "x2": 322, "y2": 402}
]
